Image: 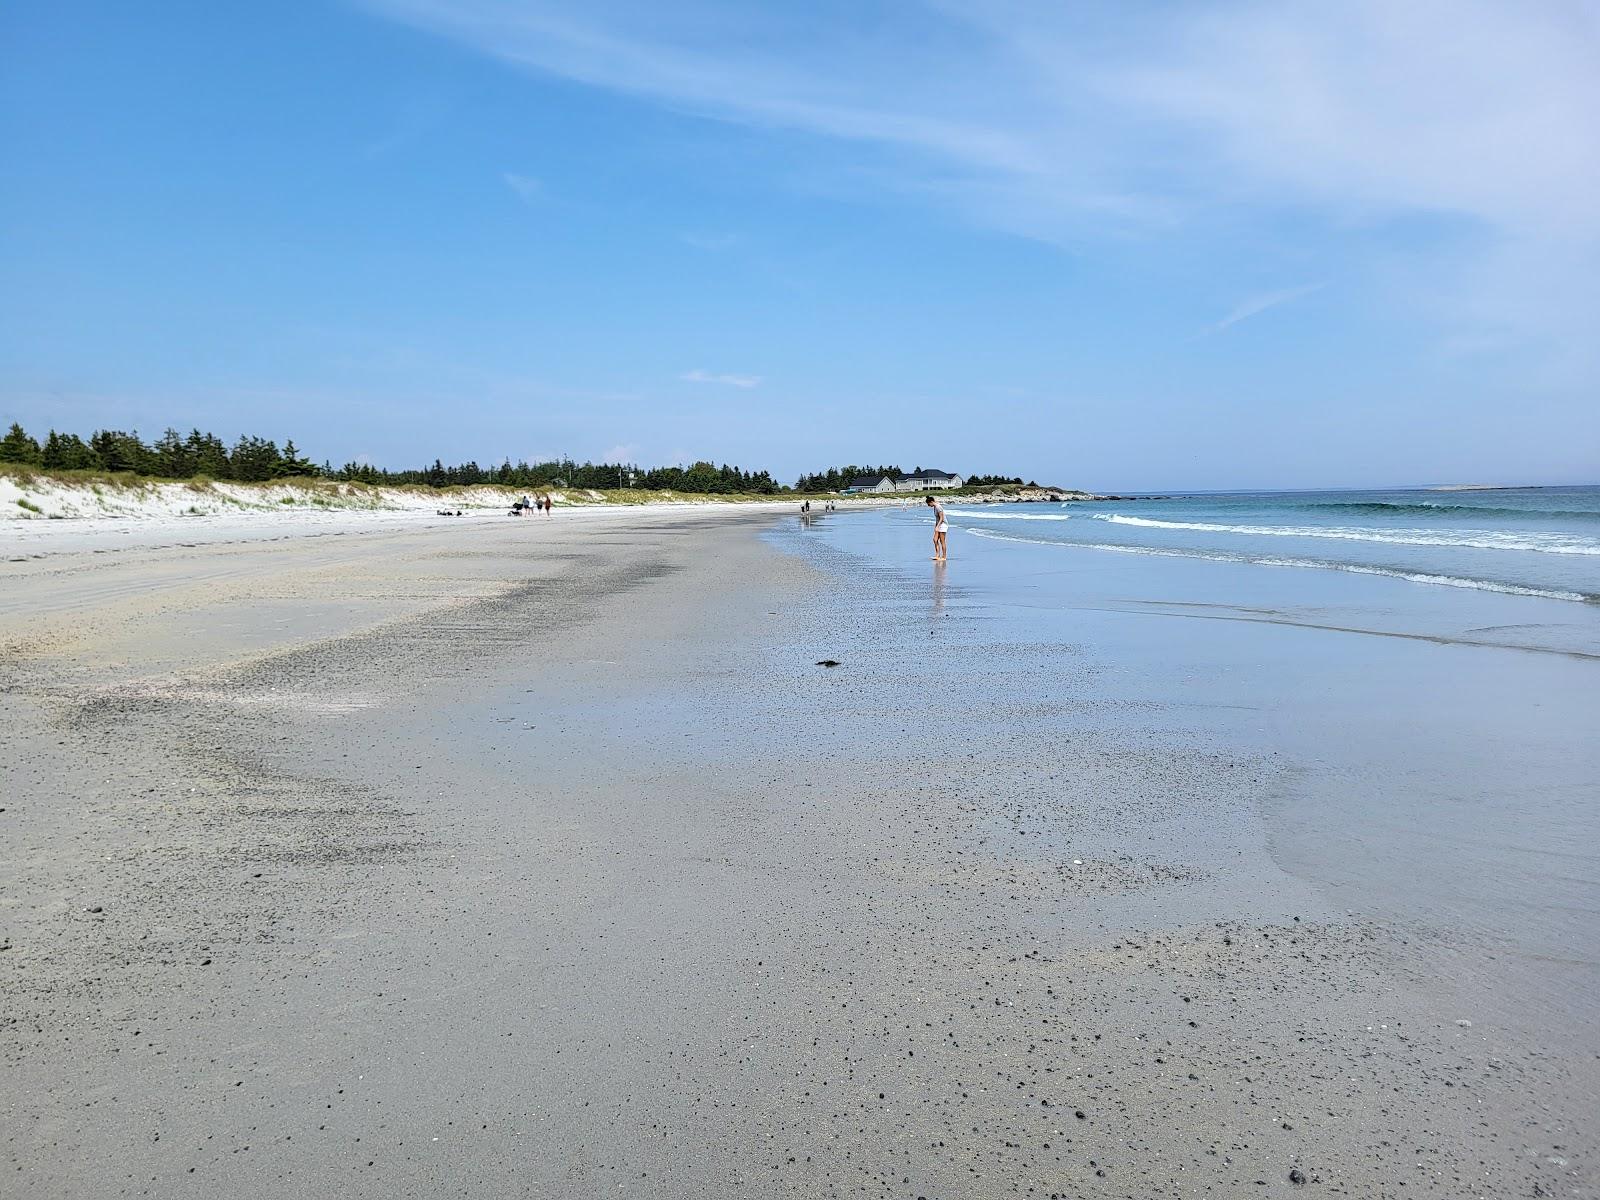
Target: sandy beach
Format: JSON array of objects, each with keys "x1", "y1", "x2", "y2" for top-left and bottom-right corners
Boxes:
[{"x1": 3, "y1": 505, "x2": 1596, "y2": 1198}]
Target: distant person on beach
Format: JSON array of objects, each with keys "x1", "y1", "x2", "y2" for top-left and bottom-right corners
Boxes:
[{"x1": 926, "y1": 495, "x2": 948, "y2": 561}]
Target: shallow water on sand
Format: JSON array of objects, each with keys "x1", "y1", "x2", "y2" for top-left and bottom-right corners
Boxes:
[{"x1": 778, "y1": 506, "x2": 1600, "y2": 1037}]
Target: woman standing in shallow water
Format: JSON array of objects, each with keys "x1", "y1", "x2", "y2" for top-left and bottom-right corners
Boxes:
[{"x1": 926, "y1": 495, "x2": 948, "y2": 561}]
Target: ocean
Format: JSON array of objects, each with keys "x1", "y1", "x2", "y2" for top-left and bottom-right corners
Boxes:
[
  {"x1": 778, "y1": 484, "x2": 1600, "y2": 1038},
  {"x1": 946, "y1": 484, "x2": 1600, "y2": 604}
]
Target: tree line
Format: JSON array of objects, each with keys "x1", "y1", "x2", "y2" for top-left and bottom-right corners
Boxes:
[
  {"x1": 793, "y1": 464, "x2": 905, "y2": 491},
  {"x1": 1, "y1": 422, "x2": 1033, "y2": 493},
  {"x1": 0, "y1": 422, "x2": 782, "y2": 492},
  {"x1": 793, "y1": 464, "x2": 1031, "y2": 491},
  {"x1": 0, "y1": 424, "x2": 316, "y2": 482},
  {"x1": 348, "y1": 457, "x2": 783, "y2": 494}
]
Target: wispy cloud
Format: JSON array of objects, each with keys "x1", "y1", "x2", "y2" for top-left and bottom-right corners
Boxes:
[
  {"x1": 360, "y1": 4, "x2": 1599, "y2": 229},
  {"x1": 681, "y1": 368, "x2": 761, "y2": 388},
  {"x1": 359, "y1": 1, "x2": 1600, "y2": 365},
  {"x1": 1209, "y1": 282, "x2": 1328, "y2": 334},
  {"x1": 501, "y1": 171, "x2": 543, "y2": 203},
  {"x1": 600, "y1": 442, "x2": 639, "y2": 462}
]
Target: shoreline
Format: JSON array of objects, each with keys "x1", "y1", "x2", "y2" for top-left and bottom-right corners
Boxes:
[
  {"x1": 4, "y1": 506, "x2": 1595, "y2": 1197},
  {"x1": 0, "y1": 468, "x2": 1103, "y2": 544}
]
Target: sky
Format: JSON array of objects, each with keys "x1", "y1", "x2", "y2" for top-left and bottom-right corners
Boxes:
[{"x1": 2, "y1": 0, "x2": 1597, "y2": 490}]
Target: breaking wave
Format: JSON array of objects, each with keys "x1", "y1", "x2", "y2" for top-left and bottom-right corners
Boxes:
[
  {"x1": 1088, "y1": 514, "x2": 1600, "y2": 556},
  {"x1": 949, "y1": 509, "x2": 1074, "y2": 522},
  {"x1": 964, "y1": 528, "x2": 1598, "y2": 603}
]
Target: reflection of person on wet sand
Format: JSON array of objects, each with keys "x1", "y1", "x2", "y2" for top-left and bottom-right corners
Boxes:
[{"x1": 926, "y1": 495, "x2": 948, "y2": 561}]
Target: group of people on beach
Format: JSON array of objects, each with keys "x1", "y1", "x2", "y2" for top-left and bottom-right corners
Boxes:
[{"x1": 512, "y1": 495, "x2": 553, "y2": 516}]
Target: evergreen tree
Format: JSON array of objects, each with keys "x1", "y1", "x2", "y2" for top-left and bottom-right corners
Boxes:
[
  {"x1": 229, "y1": 435, "x2": 281, "y2": 481},
  {"x1": 678, "y1": 461, "x2": 717, "y2": 492},
  {"x1": 40, "y1": 430, "x2": 99, "y2": 470},
  {"x1": 0, "y1": 422, "x2": 42, "y2": 464},
  {"x1": 154, "y1": 428, "x2": 194, "y2": 478},
  {"x1": 277, "y1": 439, "x2": 315, "y2": 477},
  {"x1": 88, "y1": 429, "x2": 153, "y2": 474}
]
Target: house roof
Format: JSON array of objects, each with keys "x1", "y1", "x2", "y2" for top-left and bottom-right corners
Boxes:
[
  {"x1": 900, "y1": 469, "x2": 958, "y2": 481},
  {"x1": 847, "y1": 474, "x2": 893, "y2": 487}
]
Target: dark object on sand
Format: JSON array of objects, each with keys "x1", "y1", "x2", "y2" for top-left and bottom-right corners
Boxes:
[
  {"x1": 1289, "y1": 1168, "x2": 1306, "y2": 1185},
  {"x1": 815, "y1": 659, "x2": 841, "y2": 667}
]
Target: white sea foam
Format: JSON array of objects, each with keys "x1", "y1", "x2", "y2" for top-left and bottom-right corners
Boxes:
[
  {"x1": 964, "y1": 528, "x2": 1595, "y2": 603},
  {"x1": 1088, "y1": 513, "x2": 1600, "y2": 556},
  {"x1": 947, "y1": 509, "x2": 1074, "y2": 522}
]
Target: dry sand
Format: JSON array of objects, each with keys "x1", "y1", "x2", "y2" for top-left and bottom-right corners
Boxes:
[{"x1": 2, "y1": 507, "x2": 1592, "y2": 1197}]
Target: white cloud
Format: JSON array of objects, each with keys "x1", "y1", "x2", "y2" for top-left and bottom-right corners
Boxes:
[
  {"x1": 600, "y1": 442, "x2": 639, "y2": 462},
  {"x1": 1109, "y1": 2, "x2": 1600, "y2": 239},
  {"x1": 681, "y1": 368, "x2": 761, "y2": 388},
  {"x1": 361, "y1": 1, "x2": 1600, "y2": 364},
  {"x1": 1210, "y1": 282, "x2": 1328, "y2": 334},
  {"x1": 501, "y1": 171, "x2": 543, "y2": 202}
]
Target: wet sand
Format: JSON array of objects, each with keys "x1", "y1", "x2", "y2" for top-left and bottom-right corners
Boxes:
[{"x1": 3, "y1": 507, "x2": 1595, "y2": 1197}]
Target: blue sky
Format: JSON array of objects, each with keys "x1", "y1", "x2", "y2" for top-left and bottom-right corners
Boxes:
[{"x1": 2, "y1": 1, "x2": 1596, "y2": 489}]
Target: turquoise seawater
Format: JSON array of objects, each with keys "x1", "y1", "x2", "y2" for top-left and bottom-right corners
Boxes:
[{"x1": 942, "y1": 485, "x2": 1600, "y2": 603}]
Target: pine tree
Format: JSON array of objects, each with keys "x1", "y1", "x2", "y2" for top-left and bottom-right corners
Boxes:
[
  {"x1": 88, "y1": 429, "x2": 152, "y2": 473},
  {"x1": 277, "y1": 439, "x2": 315, "y2": 477},
  {"x1": 0, "y1": 422, "x2": 42, "y2": 464},
  {"x1": 40, "y1": 430, "x2": 99, "y2": 470},
  {"x1": 154, "y1": 428, "x2": 194, "y2": 478},
  {"x1": 187, "y1": 430, "x2": 230, "y2": 479},
  {"x1": 230, "y1": 435, "x2": 281, "y2": 482}
]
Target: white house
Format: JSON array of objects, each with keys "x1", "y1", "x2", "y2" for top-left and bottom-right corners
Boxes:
[
  {"x1": 894, "y1": 469, "x2": 963, "y2": 492},
  {"x1": 842, "y1": 469, "x2": 964, "y2": 494}
]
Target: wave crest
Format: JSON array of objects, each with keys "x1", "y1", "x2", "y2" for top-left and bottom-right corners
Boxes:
[
  {"x1": 964, "y1": 528, "x2": 1597, "y2": 603},
  {"x1": 1088, "y1": 513, "x2": 1600, "y2": 556}
]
